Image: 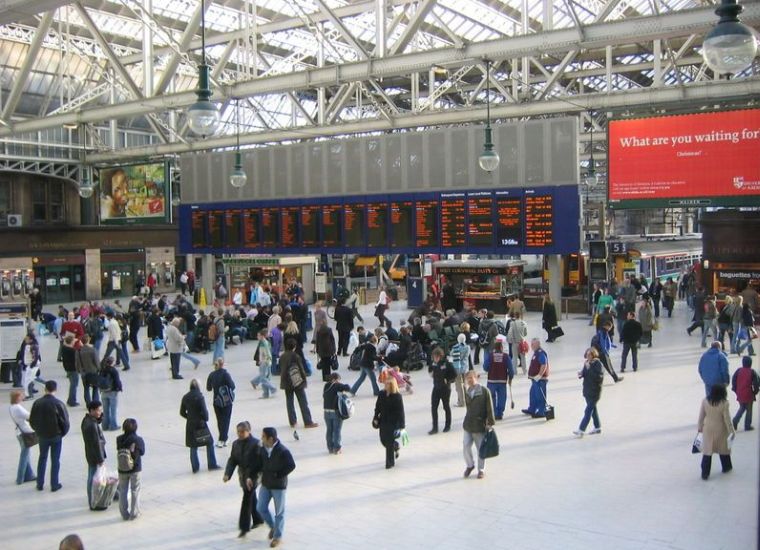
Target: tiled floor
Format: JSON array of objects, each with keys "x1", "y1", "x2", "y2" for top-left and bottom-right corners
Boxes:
[{"x1": 1, "y1": 299, "x2": 757, "y2": 550}]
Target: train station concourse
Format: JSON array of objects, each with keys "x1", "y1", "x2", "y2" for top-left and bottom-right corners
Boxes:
[{"x1": 0, "y1": 0, "x2": 759, "y2": 549}]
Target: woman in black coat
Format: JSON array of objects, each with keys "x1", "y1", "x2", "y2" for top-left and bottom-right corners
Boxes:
[
  {"x1": 373, "y1": 377, "x2": 406, "y2": 469},
  {"x1": 146, "y1": 308, "x2": 164, "y2": 342},
  {"x1": 573, "y1": 348, "x2": 605, "y2": 437},
  {"x1": 541, "y1": 294, "x2": 559, "y2": 342},
  {"x1": 179, "y1": 379, "x2": 220, "y2": 473}
]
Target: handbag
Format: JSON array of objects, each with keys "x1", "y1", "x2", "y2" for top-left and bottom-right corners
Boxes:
[
  {"x1": 194, "y1": 423, "x2": 213, "y2": 446},
  {"x1": 691, "y1": 432, "x2": 703, "y2": 454},
  {"x1": 21, "y1": 431, "x2": 39, "y2": 448},
  {"x1": 330, "y1": 355, "x2": 339, "y2": 371},
  {"x1": 479, "y1": 429, "x2": 500, "y2": 459}
]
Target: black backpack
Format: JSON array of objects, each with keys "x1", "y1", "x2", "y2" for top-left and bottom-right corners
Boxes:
[{"x1": 348, "y1": 345, "x2": 365, "y2": 371}]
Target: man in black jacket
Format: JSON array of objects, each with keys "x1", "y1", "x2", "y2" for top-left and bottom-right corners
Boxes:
[
  {"x1": 252, "y1": 427, "x2": 296, "y2": 548},
  {"x1": 224, "y1": 421, "x2": 264, "y2": 538},
  {"x1": 30, "y1": 380, "x2": 70, "y2": 492},
  {"x1": 334, "y1": 301, "x2": 354, "y2": 357},
  {"x1": 81, "y1": 401, "x2": 106, "y2": 508},
  {"x1": 620, "y1": 312, "x2": 643, "y2": 373}
]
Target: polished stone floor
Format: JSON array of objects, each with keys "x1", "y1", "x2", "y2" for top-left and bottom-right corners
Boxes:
[{"x1": 1, "y1": 298, "x2": 757, "y2": 550}]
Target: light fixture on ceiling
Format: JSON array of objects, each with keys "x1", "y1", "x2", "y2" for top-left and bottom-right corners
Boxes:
[
  {"x1": 229, "y1": 98, "x2": 247, "y2": 188},
  {"x1": 585, "y1": 112, "x2": 600, "y2": 187},
  {"x1": 186, "y1": 6, "x2": 219, "y2": 136},
  {"x1": 478, "y1": 59, "x2": 500, "y2": 172},
  {"x1": 702, "y1": 0, "x2": 758, "y2": 75},
  {"x1": 78, "y1": 124, "x2": 94, "y2": 199}
]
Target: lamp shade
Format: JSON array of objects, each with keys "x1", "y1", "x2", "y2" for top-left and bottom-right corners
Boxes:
[
  {"x1": 78, "y1": 177, "x2": 94, "y2": 199},
  {"x1": 703, "y1": 21, "x2": 757, "y2": 74},
  {"x1": 187, "y1": 99, "x2": 219, "y2": 136},
  {"x1": 230, "y1": 166, "x2": 247, "y2": 188},
  {"x1": 478, "y1": 148, "x2": 500, "y2": 172}
]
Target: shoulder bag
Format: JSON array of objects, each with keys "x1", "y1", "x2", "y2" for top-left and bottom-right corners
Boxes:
[{"x1": 11, "y1": 416, "x2": 38, "y2": 448}]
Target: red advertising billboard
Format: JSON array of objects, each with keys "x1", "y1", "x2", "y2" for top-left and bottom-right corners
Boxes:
[{"x1": 608, "y1": 109, "x2": 760, "y2": 208}]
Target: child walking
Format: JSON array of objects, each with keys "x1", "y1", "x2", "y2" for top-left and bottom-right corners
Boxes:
[{"x1": 251, "y1": 329, "x2": 277, "y2": 398}]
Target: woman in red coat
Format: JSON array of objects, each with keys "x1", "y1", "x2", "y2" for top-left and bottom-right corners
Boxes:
[{"x1": 732, "y1": 356, "x2": 760, "y2": 431}]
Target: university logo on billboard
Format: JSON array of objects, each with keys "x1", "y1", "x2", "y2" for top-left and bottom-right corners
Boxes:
[{"x1": 734, "y1": 176, "x2": 744, "y2": 189}]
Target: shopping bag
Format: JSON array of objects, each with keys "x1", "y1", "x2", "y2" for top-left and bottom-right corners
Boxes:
[
  {"x1": 394, "y1": 428, "x2": 410, "y2": 447},
  {"x1": 550, "y1": 326, "x2": 565, "y2": 339},
  {"x1": 691, "y1": 432, "x2": 703, "y2": 454},
  {"x1": 90, "y1": 464, "x2": 118, "y2": 510},
  {"x1": 151, "y1": 338, "x2": 165, "y2": 360},
  {"x1": 479, "y1": 429, "x2": 500, "y2": 459}
]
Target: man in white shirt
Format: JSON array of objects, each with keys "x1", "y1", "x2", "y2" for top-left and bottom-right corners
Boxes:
[{"x1": 103, "y1": 312, "x2": 130, "y2": 370}]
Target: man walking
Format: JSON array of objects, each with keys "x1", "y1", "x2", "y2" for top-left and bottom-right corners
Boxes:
[
  {"x1": 81, "y1": 401, "x2": 106, "y2": 509},
  {"x1": 224, "y1": 421, "x2": 264, "y2": 538},
  {"x1": 698, "y1": 341, "x2": 730, "y2": 396},
  {"x1": 253, "y1": 427, "x2": 296, "y2": 548},
  {"x1": 30, "y1": 380, "x2": 70, "y2": 492},
  {"x1": 103, "y1": 312, "x2": 130, "y2": 371},
  {"x1": 334, "y1": 300, "x2": 354, "y2": 357},
  {"x1": 620, "y1": 311, "x2": 643, "y2": 373}
]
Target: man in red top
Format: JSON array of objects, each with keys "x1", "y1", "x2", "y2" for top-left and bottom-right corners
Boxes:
[
  {"x1": 61, "y1": 312, "x2": 85, "y2": 341},
  {"x1": 732, "y1": 356, "x2": 760, "y2": 431}
]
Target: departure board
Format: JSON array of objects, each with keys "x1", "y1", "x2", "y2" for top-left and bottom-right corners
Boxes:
[
  {"x1": 301, "y1": 206, "x2": 320, "y2": 248},
  {"x1": 191, "y1": 211, "x2": 206, "y2": 249},
  {"x1": 224, "y1": 210, "x2": 242, "y2": 248},
  {"x1": 367, "y1": 203, "x2": 388, "y2": 249},
  {"x1": 322, "y1": 204, "x2": 342, "y2": 248},
  {"x1": 208, "y1": 210, "x2": 223, "y2": 248},
  {"x1": 281, "y1": 207, "x2": 299, "y2": 248},
  {"x1": 390, "y1": 200, "x2": 413, "y2": 249},
  {"x1": 441, "y1": 194, "x2": 466, "y2": 248},
  {"x1": 415, "y1": 199, "x2": 439, "y2": 248},
  {"x1": 496, "y1": 194, "x2": 522, "y2": 247},
  {"x1": 261, "y1": 207, "x2": 280, "y2": 249},
  {"x1": 525, "y1": 193, "x2": 554, "y2": 247},
  {"x1": 467, "y1": 192, "x2": 494, "y2": 247},
  {"x1": 243, "y1": 209, "x2": 259, "y2": 248},
  {"x1": 344, "y1": 203, "x2": 365, "y2": 249}
]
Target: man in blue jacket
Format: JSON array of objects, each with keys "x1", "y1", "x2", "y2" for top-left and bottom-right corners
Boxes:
[{"x1": 698, "y1": 341, "x2": 730, "y2": 396}]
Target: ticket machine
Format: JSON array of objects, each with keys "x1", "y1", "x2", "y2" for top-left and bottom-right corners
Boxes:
[
  {"x1": 0, "y1": 271, "x2": 11, "y2": 301},
  {"x1": 10, "y1": 270, "x2": 23, "y2": 300}
]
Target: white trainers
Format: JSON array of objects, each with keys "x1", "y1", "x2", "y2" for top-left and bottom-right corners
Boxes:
[
  {"x1": 572, "y1": 430, "x2": 584, "y2": 438},
  {"x1": 589, "y1": 428, "x2": 602, "y2": 435}
]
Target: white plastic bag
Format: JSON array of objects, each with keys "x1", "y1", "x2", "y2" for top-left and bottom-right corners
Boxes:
[
  {"x1": 348, "y1": 331, "x2": 359, "y2": 350},
  {"x1": 691, "y1": 433, "x2": 703, "y2": 454}
]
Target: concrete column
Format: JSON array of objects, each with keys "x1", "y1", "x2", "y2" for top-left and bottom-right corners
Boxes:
[
  {"x1": 201, "y1": 253, "x2": 215, "y2": 305},
  {"x1": 85, "y1": 249, "x2": 102, "y2": 301},
  {"x1": 546, "y1": 254, "x2": 562, "y2": 315}
]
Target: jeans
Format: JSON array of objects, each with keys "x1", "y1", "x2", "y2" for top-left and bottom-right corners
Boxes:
[
  {"x1": 170, "y1": 352, "x2": 181, "y2": 378},
  {"x1": 463, "y1": 431, "x2": 486, "y2": 472},
  {"x1": 733, "y1": 401, "x2": 754, "y2": 430},
  {"x1": 285, "y1": 388, "x2": 314, "y2": 426},
  {"x1": 180, "y1": 352, "x2": 200, "y2": 368},
  {"x1": 87, "y1": 463, "x2": 97, "y2": 508},
  {"x1": 324, "y1": 410, "x2": 343, "y2": 452},
  {"x1": 454, "y1": 373, "x2": 465, "y2": 406},
  {"x1": 487, "y1": 382, "x2": 507, "y2": 419},
  {"x1": 579, "y1": 397, "x2": 601, "y2": 431},
  {"x1": 621, "y1": 342, "x2": 638, "y2": 371},
  {"x1": 731, "y1": 322, "x2": 743, "y2": 353},
  {"x1": 102, "y1": 391, "x2": 119, "y2": 430},
  {"x1": 257, "y1": 486, "x2": 286, "y2": 540},
  {"x1": 66, "y1": 371, "x2": 79, "y2": 405},
  {"x1": 118, "y1": 472, "x2": 141, "y2": 520},
  {"x1": 37, "y1": 435, "x2": 62, "y2": 489},
  {"x1": 431, "y1": 384, "x2": 452, "y2": 430},
  {"x1": 213, "y1": 405, "x2": 233, "y2": 443},
  {"x1": 190, "y1": 444, "x2": 218, "y2": 472},
  {"x1": 213, "y1": 337, "x2": 225, "y2": 362},
  {"x1": 653, "y1": 298, "x2": 660, "y2": 318},
  {"x1": 82, "y1": 377, "x2": 100, "y2": 406},
  {"x1": 701, "y1": 319, "x2": 718, "y2": 347},
  {"x1": 239, "y1": 484, "x2": 263, "y2": 532},
  {"x1": 737, "y1": 337, "x2": 755, "y2": 357},
  {"x1": 351, "y1": 366, "x2": 380, "y2": 396},
  {"x1": 252, "y1": 364, "x2": 277, "y2": 397},
  {"x1": 527, "y1": 379, "x2": 548, "y2": 416},
  {"x1": 129, "y1": 320, "x2": 141, "y2": 351},
  {"x1": 16, "y1": 435, "x2": 35, "y2": 485},
  {"x1": 104, "y1": 340, "x2": 130, "y2": 368}
]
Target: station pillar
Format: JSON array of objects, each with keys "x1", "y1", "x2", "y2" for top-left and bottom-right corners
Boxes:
[
  {"x1": 546, "y1": 255, "x2": 562, "y2": 312},
  {"x1": 201, "y1": 254, "x2": 215, "y2": 306}
]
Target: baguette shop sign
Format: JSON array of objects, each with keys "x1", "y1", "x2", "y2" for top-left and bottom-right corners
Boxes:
[{"x1": 717, "y1": 270, "x2": 760, "y2": 280}]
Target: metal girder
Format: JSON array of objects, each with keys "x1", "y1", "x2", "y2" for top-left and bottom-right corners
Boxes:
[
  {"x1": 595, "y1": 0, "x2": 626, "y2": 23},
  {"x1": 315, "y1": 0, "x2": 370, "y2": 59},
  {"x1": 153, "y1": 0, "x2": 207, "y2": 96},
  {"x1": 388, "y1": 0, "x2": 437, "y2": 56},
  {"x1": 87, "y1": 78, "x2": 760, "y2": 162},
  {"x1": 4, "y1": 4, "x2": 760, "y2": 138},
  {"x1": 1, "y1": 11, "x2": 54, "y2": 121}
]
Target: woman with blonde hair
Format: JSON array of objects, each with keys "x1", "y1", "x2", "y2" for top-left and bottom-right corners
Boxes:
[
  {"x1": 573, "y1": 348, "x2": 605, "y2": 437},
  {"x1": 9, "y1": 389, "x2": 36, "y2": 484},
  {"x1": 372, "y1": 377, "x2": 406, "y2": 469}
]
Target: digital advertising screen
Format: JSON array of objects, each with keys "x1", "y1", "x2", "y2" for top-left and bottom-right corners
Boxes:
[
  {"x1": 441, "y1": 194, "x2": 466, "y2": 249},
  {"x1": 466, "y1": 191, "x2": 494, "y2": 247},
  {"x1": 608, "y1": 109, "x2": 760, "y2": 208},
  {"x1": 367, "y1": 202, "x2": 388, "y2": 249}
]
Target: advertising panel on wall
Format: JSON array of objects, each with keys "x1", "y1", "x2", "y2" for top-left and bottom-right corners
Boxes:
[
  {"x1": 98, "y1": 162, "x2": 169, "y2": 223},
  {"x1": 608, "y1": 109, "x2": 760, "y2": 208}
]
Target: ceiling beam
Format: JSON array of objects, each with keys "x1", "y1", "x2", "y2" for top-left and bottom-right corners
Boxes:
[{"x1": 388, "y1": 0, "x2": 437, "y2": 56}]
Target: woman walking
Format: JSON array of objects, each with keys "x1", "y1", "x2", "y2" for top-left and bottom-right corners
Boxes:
[
  {"x1": 428, "y1": 347, "x2": 457, "y2": 433},
  {"x1": 279, "y1": 339, "x2": 318, "y2": 429},
  {"x1": 99, "y1": 357, "x2": 123, "y2": 431},
  {"x1": 372, "y1": 377, "x2": 406, "y2": 469},
  {"x1": 116, "y1": 418, "x2": 145, "y2": 520},
  {"x1": 180, "y1": 379, "x2": 220, "y2": 473},
  {"x1": 206, "y1": 358, "x2": 236, "y2": 447},
  {"x1": 18, "y1": 333, "x2": 41, "y2": 399},
  {"x1": 462, "y1": 371, "x2": 495, "y2": 479},
  {"x1": 697, "y1": 385, "x2": 736, "y2": 480},
  {"x1": 638, "y1": 298, "x2": 655, "y2": 348},
  {"x1": 506, "y1": 313, "x2": 528, "y2": 374},
  {"x1": 541, "y1": 294, "x2": 559, "y2": 343},
  {"x1": 9, "y1": 389, "x2": 36, "y2": 485},
  {"x1": 573, "y1": 348, "x2": 605, "y2": 437}
]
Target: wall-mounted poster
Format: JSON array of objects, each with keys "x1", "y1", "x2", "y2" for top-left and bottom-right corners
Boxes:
[{"x1": 99, "y1": 162, "x2": 168, "y2": 224}]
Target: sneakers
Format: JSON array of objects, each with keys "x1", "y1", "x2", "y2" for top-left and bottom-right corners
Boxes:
[
  {"x1": 463, "y1": 466, "x2": 474, "y2": 478},
  {"x1": 572, "y1": 429, "x2": 584, "y2": 438},
  {"x1": 589, "y1": 428, "x2": 602, "y2": 435}
]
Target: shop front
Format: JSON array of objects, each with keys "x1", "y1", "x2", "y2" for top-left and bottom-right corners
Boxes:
[
  {"x1": 222, "y1": 256, "x2": 318, "y2": 304},
  {"x1": 32, "y1": 255, "x2": 87, "y2": 304},
  {"x1": 101, "y1": 250, "x2": 145, "y2": 299},
  {"x1": 434, "y1": 260, "x2": 525, "y2": 314}
]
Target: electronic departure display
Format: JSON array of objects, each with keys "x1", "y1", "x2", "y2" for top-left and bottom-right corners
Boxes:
[
  {"x1": 225, "y1": 210, "x2": 242, "y2": 248},
  {"x1": 344, "y1": 203, "x2": 365, "y2": 249},
  {"x1": 390, "y1": 201, "x2": 413, "y2": 249},
  {"x1": 208, "y1": 210, "x2": 223, "y2": 248},
  {"x1": 180, "y1": 185, "x2": 579, "y2": 255},
  {"x1": 525, "y1": 193, "x2": 554, "y2": 247},
  {"x1": 261, "y1": 207, "x2": 280, "y2": 249},
  {"x1": 243, "y1": 209, "x2": 259, "y2": 248},
  {"x1": 191, "y1": 210, "x2": 205, "y2": 249},
  {"x1": 367, "y1": 203, "x2": 388, "y2": 249},
  {"x1": 281, "y1": 207, "x2": 299, "y2": 248},
  {"x1": 416, "y1": 199, "x2": 439, "y2": 248},
  {"x1": 301, "y1": 206, "x2": 320, "y2": 248},
  {"x1": 441, "y1": 194, "x2": 466, "y2": 248},
  {"x1": 495, "y1": 193, "x2": 522, "y2": 247},
  {"x1": 467, "y1": 192, "x2": 494, "y2": 247},
  {"x1": 322, "y1": 204, "x2": 342, "y2": 248}
]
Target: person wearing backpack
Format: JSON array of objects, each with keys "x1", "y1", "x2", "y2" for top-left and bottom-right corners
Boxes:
[
  {"x1": 350, "y1": 335, "x2": 381, "y2": 396},
  {"x1": 116, "y1": 417, "x2": 144, "y2": 520},
  {"x1": 506, "y1": 313, "x2": 528, "y2": 375},
  {"x1": 323, "y1": 372, "x2": 352, "y2": 454},
  {"x1": 732, "y1": 356, "x2": 760, "y2": 431},
  {"x1": 450, "y1": 334, "x2": 470, "y2": 407},
  {"x1": 99, "y1": 357, "x2": 123, "y2": 431},
  {"x1": 207, "y1": 358, "x2": 236, "y2": 448},
  {"x1": 279, "y1": 339, "x2": 318, "y2": 430}
]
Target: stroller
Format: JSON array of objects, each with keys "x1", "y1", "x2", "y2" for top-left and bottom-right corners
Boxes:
[{"x1": 401, "y1": 342, "x2": 426, "y2": 372}]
